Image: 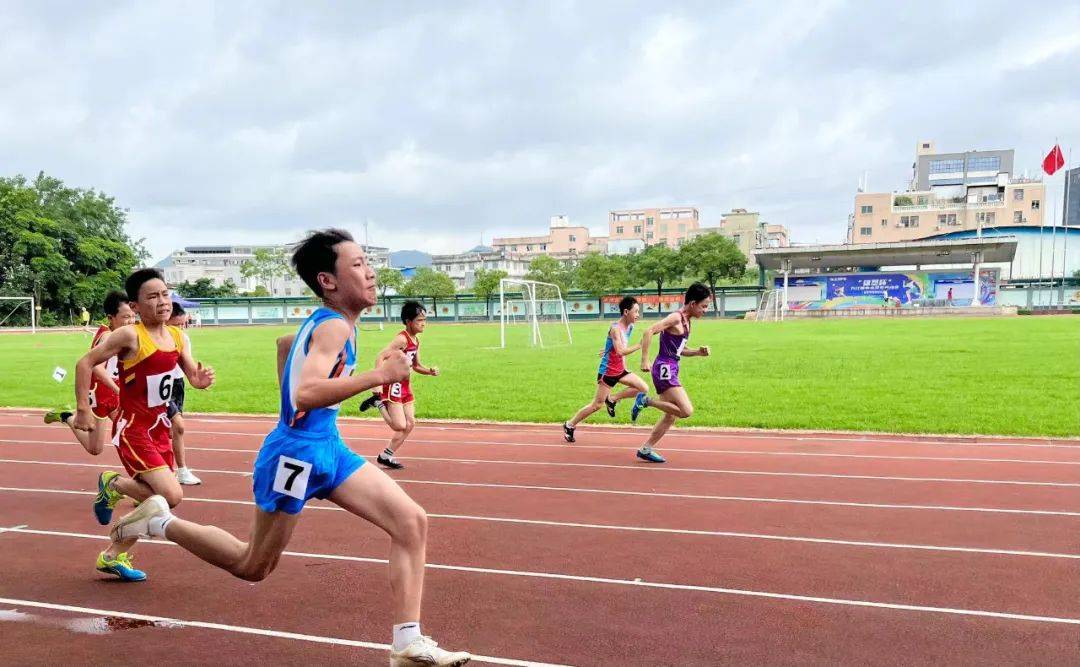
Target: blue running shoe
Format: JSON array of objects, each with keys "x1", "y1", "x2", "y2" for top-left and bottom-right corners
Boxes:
[
  {"x1": 96, "y1": 551, "x2": 146, "y2": 582},
  {"x1": 94, "y1": 471, "x2": 124, "y2": 525},
  {"x1": 630, "y1": 393, "x2": 648, "y2": 422},
  {"x1": 636, "y1": 447, "x2": 666, "y2": 463}
]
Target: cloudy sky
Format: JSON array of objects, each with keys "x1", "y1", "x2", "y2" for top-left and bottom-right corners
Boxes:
[{"x1": 3, "y1": 1, "x2": 1079, "y2": 261}]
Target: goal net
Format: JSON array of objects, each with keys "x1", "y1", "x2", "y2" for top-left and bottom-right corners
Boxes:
[
  {"x1": 0, "y1": 296, "x2": 36, "y2": 332},
  {"x1": 499, "y1": 279, "x2": 572, "y2": 348}
]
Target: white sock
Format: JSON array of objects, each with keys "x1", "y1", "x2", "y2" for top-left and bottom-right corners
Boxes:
[
  {"x1": 148, "y1": 513, "x2": 174, "y2": 538},
  {"x1": 393, "y1": 622, "x2": 421, "y2": 651},
  {"x1": 382, "y1": 448, "x2": 395, "y2": 459}
]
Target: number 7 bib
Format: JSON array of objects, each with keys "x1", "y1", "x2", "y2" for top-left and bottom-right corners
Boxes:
[{"x1": 273, "y1": 455, "x2": 312, "y2": 499}]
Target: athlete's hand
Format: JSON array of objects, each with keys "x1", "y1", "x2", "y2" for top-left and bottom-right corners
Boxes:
[
  {"x1": 191, "y1": 362, "x2": 216, "y2": 389},
  {"x1": 378, "y1": 349, "x2": 411, "y2": 384},
  {"x1": 430, "y1": 366, "x2": 440, "y2": 377},
  {"x1": 640, "y1": 360, "x2": 650, "y2": 372},
  {"x1": 72, "y1": 408, "x2": 95, "y2": 433},
  {"x1": 699, "y1": 346, "x2": 711, "y2": 357}
]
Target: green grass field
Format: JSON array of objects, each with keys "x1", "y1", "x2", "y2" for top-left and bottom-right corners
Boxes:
[{"x1": 2, "y1": 317, "x2": 1078, "y2": 437}]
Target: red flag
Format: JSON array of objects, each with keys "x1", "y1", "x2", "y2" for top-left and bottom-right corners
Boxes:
[{"x1": 1043, "y1": 144, "x2": 1065, "y2": 175}]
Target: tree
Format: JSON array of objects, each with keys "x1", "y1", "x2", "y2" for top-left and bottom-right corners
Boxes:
[
  {"x1": 678, "y1": 233, "x2": 747, "y2": 314},
  {"x1": 629, "y1": 243, "x2": 684, "y2": 300},
  {"x1": 575, "y1": 253, "x2": 632, "y2": 297},
  {"x1": 375, "y1": 267, "x2": 406, "y2": 318},
  {"x1": 473, "y1": 267, "x2": 508, "y2": 318},
  {"x1": 524, "y1": 255, "x2": 574, "y2": 297},
  {"x1": 240, "y1": 247, "x2": 290, "y2": 294},
  {"x1": 175, "y1": 277, "x2": 239, "y2": 299},
  {"x1": 0, "y1": 172, "x2": 142, "y2": 323}
]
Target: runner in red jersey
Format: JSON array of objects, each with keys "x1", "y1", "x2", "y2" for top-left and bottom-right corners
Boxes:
[
  {"x1": 45, "y1": 291, "x2": 135, "y2": 455},
  {"x1": 361, "y1": 301, "x2": 439, "y2": 470},
  {"x1": 72, "y1": 268, "x2": 216, "y2": 581}
]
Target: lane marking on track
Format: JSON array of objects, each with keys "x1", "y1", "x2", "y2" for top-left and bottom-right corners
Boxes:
[
  {"x1": 5, "y1": 415, "x2": 1079, "y2": 449},
  {"x1": 0, "y1": 596, "x2": 566, "y2": 667},
  {"x1": 2, "y1": 443, "x2": 1078, "y2": 487},
  {"x1": 1, "y1": 487, "x2": 1077, "y2": 559},
  {"x1": 1, "y1": 456, "x2": 1076, "y2": 517},
  {"x1": 3, "y1": 534, "x2": 1080, "y2": 626}
]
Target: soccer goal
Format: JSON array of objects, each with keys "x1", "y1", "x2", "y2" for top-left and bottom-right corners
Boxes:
[
  {"x1": 499, "y1": 279, "x2": 572, "y2": 348},
  {"x1": 0, "y1": 296, "x2": 36, "y2": 332},
  {"x1": 754, "y1": 290, "x2": 782, "y2": 322}
]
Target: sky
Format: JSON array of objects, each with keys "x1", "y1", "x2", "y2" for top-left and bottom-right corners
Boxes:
[{"x1": 2, "y1": 1, "x2": 1079, "y2": 262}]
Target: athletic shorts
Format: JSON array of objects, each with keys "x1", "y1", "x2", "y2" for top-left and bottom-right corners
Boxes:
[
  {"x1": 651, "y1": 359, "x2": 682, "y2": 395},
  {"x1": 252, "y1": 426, "x2": 366, "y2": 515},
  {"x1": 597, "y1": 371, "x2": 630, "y2": 388},
  {"x1": 166, "y1": 378, "x2": 186, "y2": 419},
  {"x1": 89, "y1": 385, "x2": 119, "y2": 420},
  {"x1": 381, "y1": 380, "x2": 414, "y2": 405},
  {"x1": 113, "y1": 414, "x2": 175, "y2": 477}
]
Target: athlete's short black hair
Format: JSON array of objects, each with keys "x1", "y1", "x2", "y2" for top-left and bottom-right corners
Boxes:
[
  {"x1": 400, "y1": 300, "x2": 426, "y2": 324},
  {"x1": 685, "y1": 282, "x2": 711, "y2": 304},
  {"x1": 170, "y1": 301, "x2": 186, "y2": 318},
  {"x1": 618, "y1": 296, "x2": 638, "y2": 315},
  {"x1": 125, "y1": 268, "x2": 166, "y2": 302},
  {"x1": 103, "y1": 291, "x2": 129, "y2": 316},
  {"x1": 291, "y1": 228, "x2": 355, "y2": 298}
]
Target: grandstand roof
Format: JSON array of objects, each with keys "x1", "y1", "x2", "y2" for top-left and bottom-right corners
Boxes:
[{"x1": 754, "y1": 237, "x2": 1018, "y2": 271}]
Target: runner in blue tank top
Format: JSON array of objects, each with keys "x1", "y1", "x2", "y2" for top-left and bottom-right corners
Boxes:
[
  {"x1": 109, "y1": 229, "x2": 472, "y2": 666},
  {"x1": 562, "y1": 296, "x2": 649, "y2": 442},
  {"x1": 630, "y1": 282, "x2": 713, "y2": 463}
]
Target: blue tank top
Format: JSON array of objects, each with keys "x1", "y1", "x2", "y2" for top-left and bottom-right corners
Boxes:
[
  {"x1": 598, "y1": 322, "x2": 633, "y2": 376},
  {"x1": 279, "y1": 307, "x2": 357, "y2": 433}
]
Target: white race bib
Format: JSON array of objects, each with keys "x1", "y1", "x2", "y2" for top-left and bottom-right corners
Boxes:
[
  {"x1": 389, "y1": 383, "x2": 403, "y2": 398},
  {"x1": 272, "y1": 455, "x2": 312, "y2": 499},
  {"x1": 146, "y1": 370, "x2": 178, "y2": 408}
]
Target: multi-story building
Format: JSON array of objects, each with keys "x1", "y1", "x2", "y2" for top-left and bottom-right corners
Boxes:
[
  {"x1": 430, "y1": 246, "x2": 532, "y2": 290},
  {"x1": 159, "y1": 242, "x2": 390, "y2": 296},
  {"x1": 1066, "y1": 167, "x2": 1080, "y2": 228},
  {"x1": 608, "y1": 206, "x2": 700, "y2": 247},
  {"x1": 490, "y1": 216, "x2": 607, "y2": 263},
  {"x1": 850, "y1": 141, "x2": 1046, "y2": 244},
  {"x1": 688, "y1": 209, "x2": 790, "y2": 267}
]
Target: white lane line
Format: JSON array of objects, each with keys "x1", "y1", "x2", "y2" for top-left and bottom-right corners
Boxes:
[
  {"x1": 11, "y1": 430, "x2": 1080, "y2": 466},
  {"x1": 0, "y1": 595, "x2": 565, "y2": 667},
  {"x1": 5, "y1": 531, "x2": 1080, "y2": 627},
  {"x1": 0, "y1": 523, "x2": 28, "y2": 534},
  {"x1": 2, "y1": 456, "x2": 1075, "y2": 517},
  {"x1": 5, "y1": 416, "x2": 1079, "y2": 449},
  {"x1": 2, "y1": 445, "x2": 1077, "y2": 487},
  {"x1": 1, "y1": 487, "x2": 1077, "y2": 560}
]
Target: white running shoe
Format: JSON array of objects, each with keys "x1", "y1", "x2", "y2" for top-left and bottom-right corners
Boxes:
[
  {"x1": 176, "y1": 467, "x2": 202, "y2": 485},
  {"x1": 390, "y1": 636, "x2": 471, "y2": 666},
  {"x1": 110, "y1": 495, "x2": 171, "y2": 542}
]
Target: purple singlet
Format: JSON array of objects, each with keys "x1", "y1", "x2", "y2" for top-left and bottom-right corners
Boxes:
[{"x1": 651, "y1": 311, "x2": 690, "y2": 394}]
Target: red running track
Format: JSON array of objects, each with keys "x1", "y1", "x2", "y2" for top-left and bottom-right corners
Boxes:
[{"x1": 0, "y1": 409, "x2": 1077, "y2": 665}]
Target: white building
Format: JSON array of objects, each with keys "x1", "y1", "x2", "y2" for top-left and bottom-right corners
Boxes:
[
  {"x1": 159, "y1": 243, "x2": 390, "y2": 297},
  {"x1": 430, "y1": 246, "x2": 531, "y2": 290}
]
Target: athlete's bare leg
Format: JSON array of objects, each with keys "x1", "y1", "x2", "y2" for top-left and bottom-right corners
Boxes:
[
  {"x1": 64, "y1": 414, "x2": 110, "y2": 455},
  {"x1": 105, "y1": 467, "x2": 184, "y2": 558},
  {"x1": 386, "y1": 402, "x2": 415, "y2": 455},
  {"x1": 567, "y1": 382, "x2": 612, "y2": 428},
  {"x1": 611, "y1": 373, "x2": 648, "y2": 403},
  {"x1": 643, "y1": 386, "x2": 693, "y2": 448},
  {"x1": 171, "y1": 413, "x2": 188, "y2": 468}
]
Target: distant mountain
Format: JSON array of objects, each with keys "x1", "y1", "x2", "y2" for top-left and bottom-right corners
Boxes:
[{"x1": 390, "y1": 249, "x2": 432, "y2": 268}]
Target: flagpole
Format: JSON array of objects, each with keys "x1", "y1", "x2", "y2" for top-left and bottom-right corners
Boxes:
[
  {"x1": 1062, "y1": 148, "x2": 1072, "y2": 299},
  {"x1": 1038, "y1": 209, "x2": 1045, "y2": 306},
  {"x1": 1050, "y1": 194, "x2": 1058, "y2": 305}
]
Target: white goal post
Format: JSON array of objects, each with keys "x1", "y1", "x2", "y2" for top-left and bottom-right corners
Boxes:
[
  {"x1": 0, "y1": 296, "x2": 36, "y2": 332},
  {"x1": 498, "y1": 279, "x2": 572, "y2": 348}
]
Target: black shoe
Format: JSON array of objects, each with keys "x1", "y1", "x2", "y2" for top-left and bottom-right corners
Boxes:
[
  {"x1": 562, "y1": 422, "x2": 575, "y2": 443},
  {"x1": 359, "y1": 394, "x2": 383, "y2": 413},
  {"x1": 377, "y1": 454, "x2": 404, "y2": 470},
  {"x1": 605, "y1": 398, "x2": 616, "y2": 418}
]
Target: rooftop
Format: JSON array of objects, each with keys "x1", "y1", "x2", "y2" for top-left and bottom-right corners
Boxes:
[{"x1": 754, "y1": 237, "x2": 1018, "y2": 271}]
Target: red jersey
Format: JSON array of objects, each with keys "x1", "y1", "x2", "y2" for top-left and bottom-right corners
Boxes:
[
  {"x1": 88, "y1": 325, "x2": 121, "y2": 417},
  {"x1": 116, "y1": 322, "x2": 185, "y2": 433},
  {"x1": 382, "y1": 330, "x2": 420, "y2": 404}
]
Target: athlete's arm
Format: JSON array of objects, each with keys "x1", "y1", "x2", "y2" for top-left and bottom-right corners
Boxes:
[
  {"x1": 681, "y1": 345, "x2": 711, "y2": 357},
  {"x1": 639, "y1": 312, "x2": 682, "y2": 371},
  {"x1": 611, "y1": 325, "x2": 640, "y2": 357},
  {"x1": 177, "y1": 339, "x2": 216, "y2": 390},
  {"x1": 294, "y1": 318, "x2": 409, "y2": 412},
  {"x1": 73, "y1": 326, "x2": 137, "y2": 431},
  {"x1": 276, "y1": 334, "x2": 296, "y2": 386},
  {"x1": 90, "y1": 331, "x2": 120, "y2": 395}
]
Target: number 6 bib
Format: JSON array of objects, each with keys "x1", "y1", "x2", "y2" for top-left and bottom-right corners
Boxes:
[{"x1": 145, "y1": 370, "x2": 176, "y2": 408}]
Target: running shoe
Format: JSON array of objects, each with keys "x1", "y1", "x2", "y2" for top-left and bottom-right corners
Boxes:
[
  {"x1": 110, "y1": 495, "x2": 171, "y2": 542},
  {"x1": 377, "y1": 454, "x2": 405, "y2": 470},
  {"x1": 605, "y1": 397, "x2": 617, "y2": 418},
  {"x1": 94, "y1": 471, "x2": 124, "y2": 525},
  {"x1": 630, "y1": 393, "x2": 648, "y2": 422},
  {"x1": 390, "y1": 636, "x2": 471, "y2": 666},
  {"x1": 636, "y1": 447, "x2": 666, "y2": 464},
  {"x1": 96, "y1": 551, "x2": 146, "y2": 582},
  {"x1": 562, "y1": 422, "x2": 576, "y2": 443},
  {"x1": 359, "y1": 394, "x2": 384, "y2": 413},
  {"x1": 44, "y1": 409, "x2": 72, "y2": 425},
  {"x1": 176, "y1": 467, "x2": 202, "y2": 486}
]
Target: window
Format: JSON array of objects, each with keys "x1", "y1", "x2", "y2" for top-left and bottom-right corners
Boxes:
[
  {"x1": 860, "y1": 227, "x2": 872, "y2": 236},
  {"x1": 645, "y1": 232, "x2": 653, "y2": 240},
  {"x1": 678, "y1": 224, "x2": 686, "y2": 232},
  {"x1": 860, "y1": 205, "x2": 873, "y2": 214},
  {"x1": 917, "y1": 196, "x2": 928, "y2": 205},
  {"x1": 732, "y1": 234, "x2": 741, "y2": 245},
  {"x1": 646, "y1": 217, "x2": 654, "y2": 225},
  {"x1": 1014, "y1": 189, "x2": 1024, "y2": 201},
  {"x1": 977, "y1": 212, "x2": 996, "y2": 223},
  {"x1": 615, "y1": 226, "x2": 624, "y2": 234},
  {"x1": 633, "y1": 225, "x2": 642, "y2": 234},
  {"x1": 966, "y1": 156, "x2": 1000, "y2": 172},
  {"x1": 540, "y1": 244, "x2": 547, "y2": 250},
  {"x1": 526, "y1": 245, "x2": 533, "y2": 251},
  {"x1": 660, "y1": 223, "x2": 668, "y2": 233},
  {"x1": 881, "y1": 219, "x2": 887, "y2": 227},
  {"x1": 1014, "y1": 211, "x2": 1023, "y2": 223},
  {"x1": 929, "y1": 159, "x2": 963, "y2": 174},
  {"x1": 1032, "y1": 200, "x2": 1040, "y2": 210},
  {"x1": 937, "y1": 213, "x2": 958, "y2": 226},
  {"x1": 511, "y1": 245, "x2": 517, "y2": 251},
  {"x1": 898, "y1": 215, "x2": 920, "y2": 228},
  {"x1": 569, "y1": 235, "x2": 576, "y2": 242},
  {"x1": 922, "y1": 143, "x2": 931, "y2": 149}
]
